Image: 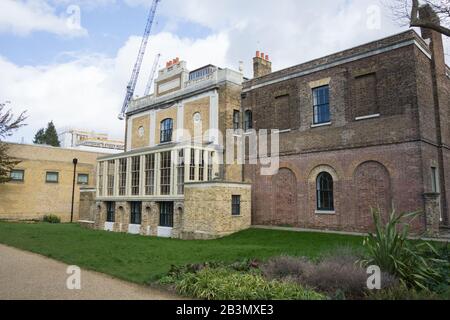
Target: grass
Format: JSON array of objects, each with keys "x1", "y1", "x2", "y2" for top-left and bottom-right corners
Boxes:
[{"x1": 0, "y1": 222, "x2": 364, "y2": 285}]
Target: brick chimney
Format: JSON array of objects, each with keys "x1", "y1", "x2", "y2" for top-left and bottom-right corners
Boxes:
[{"x1": 253, "y1": 51, "x2": 272, "y2": 78}]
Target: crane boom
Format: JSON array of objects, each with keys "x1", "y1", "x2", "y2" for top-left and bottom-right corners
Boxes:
[
  {"x1": 118, "y1": 0, "x2": 161, "y2": 120},
  {"x1": 144, "y1": 53, "x2": 161, "y2": 97}
]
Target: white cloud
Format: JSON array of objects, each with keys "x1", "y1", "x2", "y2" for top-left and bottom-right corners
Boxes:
[
  {"x1": 156, "y1": 0, "x2": 407, "y2": 73},
  {"x1": 2, "y1": 31, "x2": 229, "y2": 143},
  {"x1": 0, "y1": 0, "x2": 87, "y2": 37}
]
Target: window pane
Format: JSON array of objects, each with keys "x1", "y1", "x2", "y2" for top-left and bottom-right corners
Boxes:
[
  {"x1": 313, "y1": 86, "x2": 331, "y2": 124},
  {"x1": 316, "y1": 172, "x2": 334, "y2": 211},
  {"x1": 46, "y1": 172, "x2": 59, "y2": 183},
  {"x1": 130, "y1": 202, "x2": 142, "y2": 225},
  {"x1": 160, "y1": 151, "x2": 172, "y2": 195},
  {"x1": 106, "y1": 202, "x2": 115, "y2": 223},
  {"x1": 118, "y1": 159, "x2": 127, "y2": 196},
  {"x1": 159, "y1": 202, "x2": 174, "y2": 227},
  {"x1": 160, "y1": 119, "x2": 173, "y2": 143},
  {"x1": 10, "y1": 170, "x2": 24, "y2": 181},
  {"x1": 78, "y1": 174, "x2": 89, "y2": 185},
  {"x1": 131, "y1": 157, "x2": 140, "y2": 196},
  {"x1": 232, "y1": 195, "x2": 241, "y2": 216}
]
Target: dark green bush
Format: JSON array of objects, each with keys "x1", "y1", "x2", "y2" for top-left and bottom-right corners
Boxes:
[
  {"x1": 174, "y1": 267, "x2": 325, "y2": 300},
  {"x1": 43, "y1": 215, "x2": 61, "y2": 224},
  {"x1": 360, "y1": 209, "x2": 447, "y2": 290},
  {"x1": 367, "y1": 284, "x2": 447, "y2": 300}
]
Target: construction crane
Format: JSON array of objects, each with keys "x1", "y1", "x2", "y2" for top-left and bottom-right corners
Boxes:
[
  {"x1": 118, "y1": 0, "x2": 161, "y2": 120},
  {"x1": 144, "y1": 53, "x2": 161, "y2": 97}
]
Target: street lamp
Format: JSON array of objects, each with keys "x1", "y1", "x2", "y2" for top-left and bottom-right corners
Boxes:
[{"x1": 71, "y1": 158, "x2": 78, "y2": 223}]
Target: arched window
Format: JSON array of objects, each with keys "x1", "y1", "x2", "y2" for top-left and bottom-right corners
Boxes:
[
  {"x1": 160, "y1": 118, "x2": 173, "y2": 143},
  {"x1": 316, "y1": 172, "x2": 334, "y2": 211},
  {"x1": 244, "y1": 110, "x2": 253, "y2": 131}
]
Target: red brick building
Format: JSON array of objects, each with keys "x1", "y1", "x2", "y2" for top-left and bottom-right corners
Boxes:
[{"x1": 242, "y1": 10, "x2": 449, "y2": 235}]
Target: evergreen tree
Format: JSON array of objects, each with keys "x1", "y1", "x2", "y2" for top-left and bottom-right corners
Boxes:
[
  {"x1": 33, "y1": 128, "x2": 45, "y2": 144},
  {"x1": 44, "y1": 121, "x2": 60, "y2": 147},
  {"x1": 33, "y1": 121, "x2": 61, "y2": 147},
  {"x1": 0, "y1": 102, "x2": 27, "y2": 183}
]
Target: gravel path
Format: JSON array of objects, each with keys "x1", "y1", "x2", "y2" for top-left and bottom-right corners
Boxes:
[{"x1": 0, "y1": 244, "x2": 180, "y2": 300}]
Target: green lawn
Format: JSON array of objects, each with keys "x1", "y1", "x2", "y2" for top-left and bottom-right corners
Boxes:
[{"x1": 0, "y1": 222, "x2": 364, "y2": 284}]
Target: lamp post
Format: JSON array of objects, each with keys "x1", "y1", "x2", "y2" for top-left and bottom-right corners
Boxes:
[{"x1": 71, "y1": 158, "x2": 78, "y2": 223}]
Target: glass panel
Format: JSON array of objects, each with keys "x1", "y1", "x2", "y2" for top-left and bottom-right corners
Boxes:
[
  {"x1": 313, "y1": 86, "x2": 331, "y2": 124},
  {"x1": 160, "y1": 151, "x2": 171, "y2": 195},
  {"x1": 130, "y1": 202, "x2": 142, "y2": 225},
  {"x1": 98, "y1": 162, "x2": 104, "y2": 195},
  {"x1": 131, "y1": 157, "x2": 140, "y2": 196},
  {"x1": 118, "y1": 159, "x2": 127, "y2": 196},
  {"x1": 160, "y1": 119, "x2": 173, "y2": 143},
  {"x1": 232, "y1": 195, "x2": 241, "y2": 216},
  {"x1": 189, "y1": 149, "x2": 196, "y2": 181},
  {"x1": 78, "y1": 174, "x2": 89, "y2": 185},
  {"x1": 177, "y1": 149, "x2": 185, "y2": 195},
  {"x1": 145, "y1": 154, "x2": 155, "y2": 195},
  {"x1": 159, "y1": 202, "x2": 174, "y2": 227},
  {"x1": 199, "y1": 150, "x2": 204, "y2": 181},
  {"x1": 106, "y1": 202, "x2": 115, "y2": 223},
  {"x1": 107, "y1": 160, "x2": 115, "y2": 195},
  {"x1": 10, "y1": 170, "x2": 24, "y2": 181},
  {"x1": 46, "y1": 172, "x2": 59, "y2": 183},
  {"x1": 316, "y1": 172, "x2": 334, "y2": 211}
]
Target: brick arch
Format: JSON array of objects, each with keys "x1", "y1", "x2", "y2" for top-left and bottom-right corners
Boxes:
[
  {"x1": 273, "y1": 168, "x2": 298, "y2": 226},
  {"x1": 354, "y1": 161, "x2": 392, "y2": 231},
  {"x1": 308, "y1": 164, "x2": 339, "y2": 182}
]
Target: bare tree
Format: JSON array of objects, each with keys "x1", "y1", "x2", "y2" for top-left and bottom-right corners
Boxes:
[
  {"x1": 0, "y1": 102, "x2": 27, "y2": 183},
  {"x1": 388, "y1": 0, "x2": 450, "y2": 36}
]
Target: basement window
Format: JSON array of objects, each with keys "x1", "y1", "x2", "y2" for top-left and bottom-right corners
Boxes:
[
  {"x1": 130, "y1": 202, "x2": 142, "y2": 225},
  {"x1": 106, "y1": 202, "x2": 115, "y2": 223}
]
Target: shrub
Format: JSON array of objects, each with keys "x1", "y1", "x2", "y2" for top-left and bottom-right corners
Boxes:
[
  {"x1": 43, "y1": 215, "x2": 61, "y2": 224},
  {"x1": 261, "y1": 256, "x2": 314, "y2": 281},
  {"x1": 175, "y1": 267, "x2": 325, "y2": 300},
  {"x1": 261, "y1": 254, "x2": 397, "y2": 300},
  {"x1": 367, "y1": 284, "x2": 446, "y2": 300},
  {"x1": 360, "y1": 209, "x2": 446, "y2": 290}
]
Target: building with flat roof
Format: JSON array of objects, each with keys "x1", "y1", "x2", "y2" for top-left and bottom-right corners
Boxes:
[
  {"x1": 58, "y1": 128, "x2": 124, "y2": 154},
  {"x1": 0, "y1": 143, "x2": 106, "y2": 222}
]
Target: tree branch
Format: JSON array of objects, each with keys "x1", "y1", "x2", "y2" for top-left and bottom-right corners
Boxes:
[{"x1": 410, "y1": 0, "x2": 450, "y2": 37}]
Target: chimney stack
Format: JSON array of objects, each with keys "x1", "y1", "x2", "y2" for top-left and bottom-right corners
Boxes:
[{"x1": 253, "y1": 50, "x2": 272, "y2": 78}]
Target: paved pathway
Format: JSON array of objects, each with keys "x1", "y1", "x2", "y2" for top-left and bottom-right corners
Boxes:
[{"x1": 0, "y1": 244, "x2": 181, "y2": 300}]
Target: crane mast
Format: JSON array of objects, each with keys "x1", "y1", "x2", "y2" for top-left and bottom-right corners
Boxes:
[
  {"x1": 144, "y1": 53, "x2": 161, "y2": 97},
  {"x1": 118, "y1": 0, "x2": 161, "y2": 120}
]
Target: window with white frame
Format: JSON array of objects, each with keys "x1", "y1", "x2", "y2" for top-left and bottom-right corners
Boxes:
[
  {"x1": 177, "y1": 149, "x2": 185, "y2": 195},
  {"x1": 107, "y1": 160, "x2": 115, "y2": 196},
  {"x1": 145, "y1": 154, "x2": 155, "y2": 196},
  {"x1": 131, "y1": 156, "x2": 140, "y2": 196},
  {"x1": 189, "y1": 149, "x2": 196, "y2": 181},
  {"x1": 98, "y1": 162, "x2": 104, "y2": 195},
  {"x1": 160, "y1": 151, "x2": 171, "y2": 195},
  {"x1": 118, "y1": 158, "x2": 127, "y2": 196}
]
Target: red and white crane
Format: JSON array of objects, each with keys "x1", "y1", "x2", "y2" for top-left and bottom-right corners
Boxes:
[{"x1": 118, "y1": 0, "x2": 161, "y2": 120}]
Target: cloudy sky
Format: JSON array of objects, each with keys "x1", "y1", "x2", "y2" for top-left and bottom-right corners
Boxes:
[{"x1": 1, "y1": 0, "x2": 448, "y2": 143}]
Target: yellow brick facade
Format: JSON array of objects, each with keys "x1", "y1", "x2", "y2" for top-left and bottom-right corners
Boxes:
[{"x1": 0, "y1": 143, "x2": 105, "y2": 222}]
